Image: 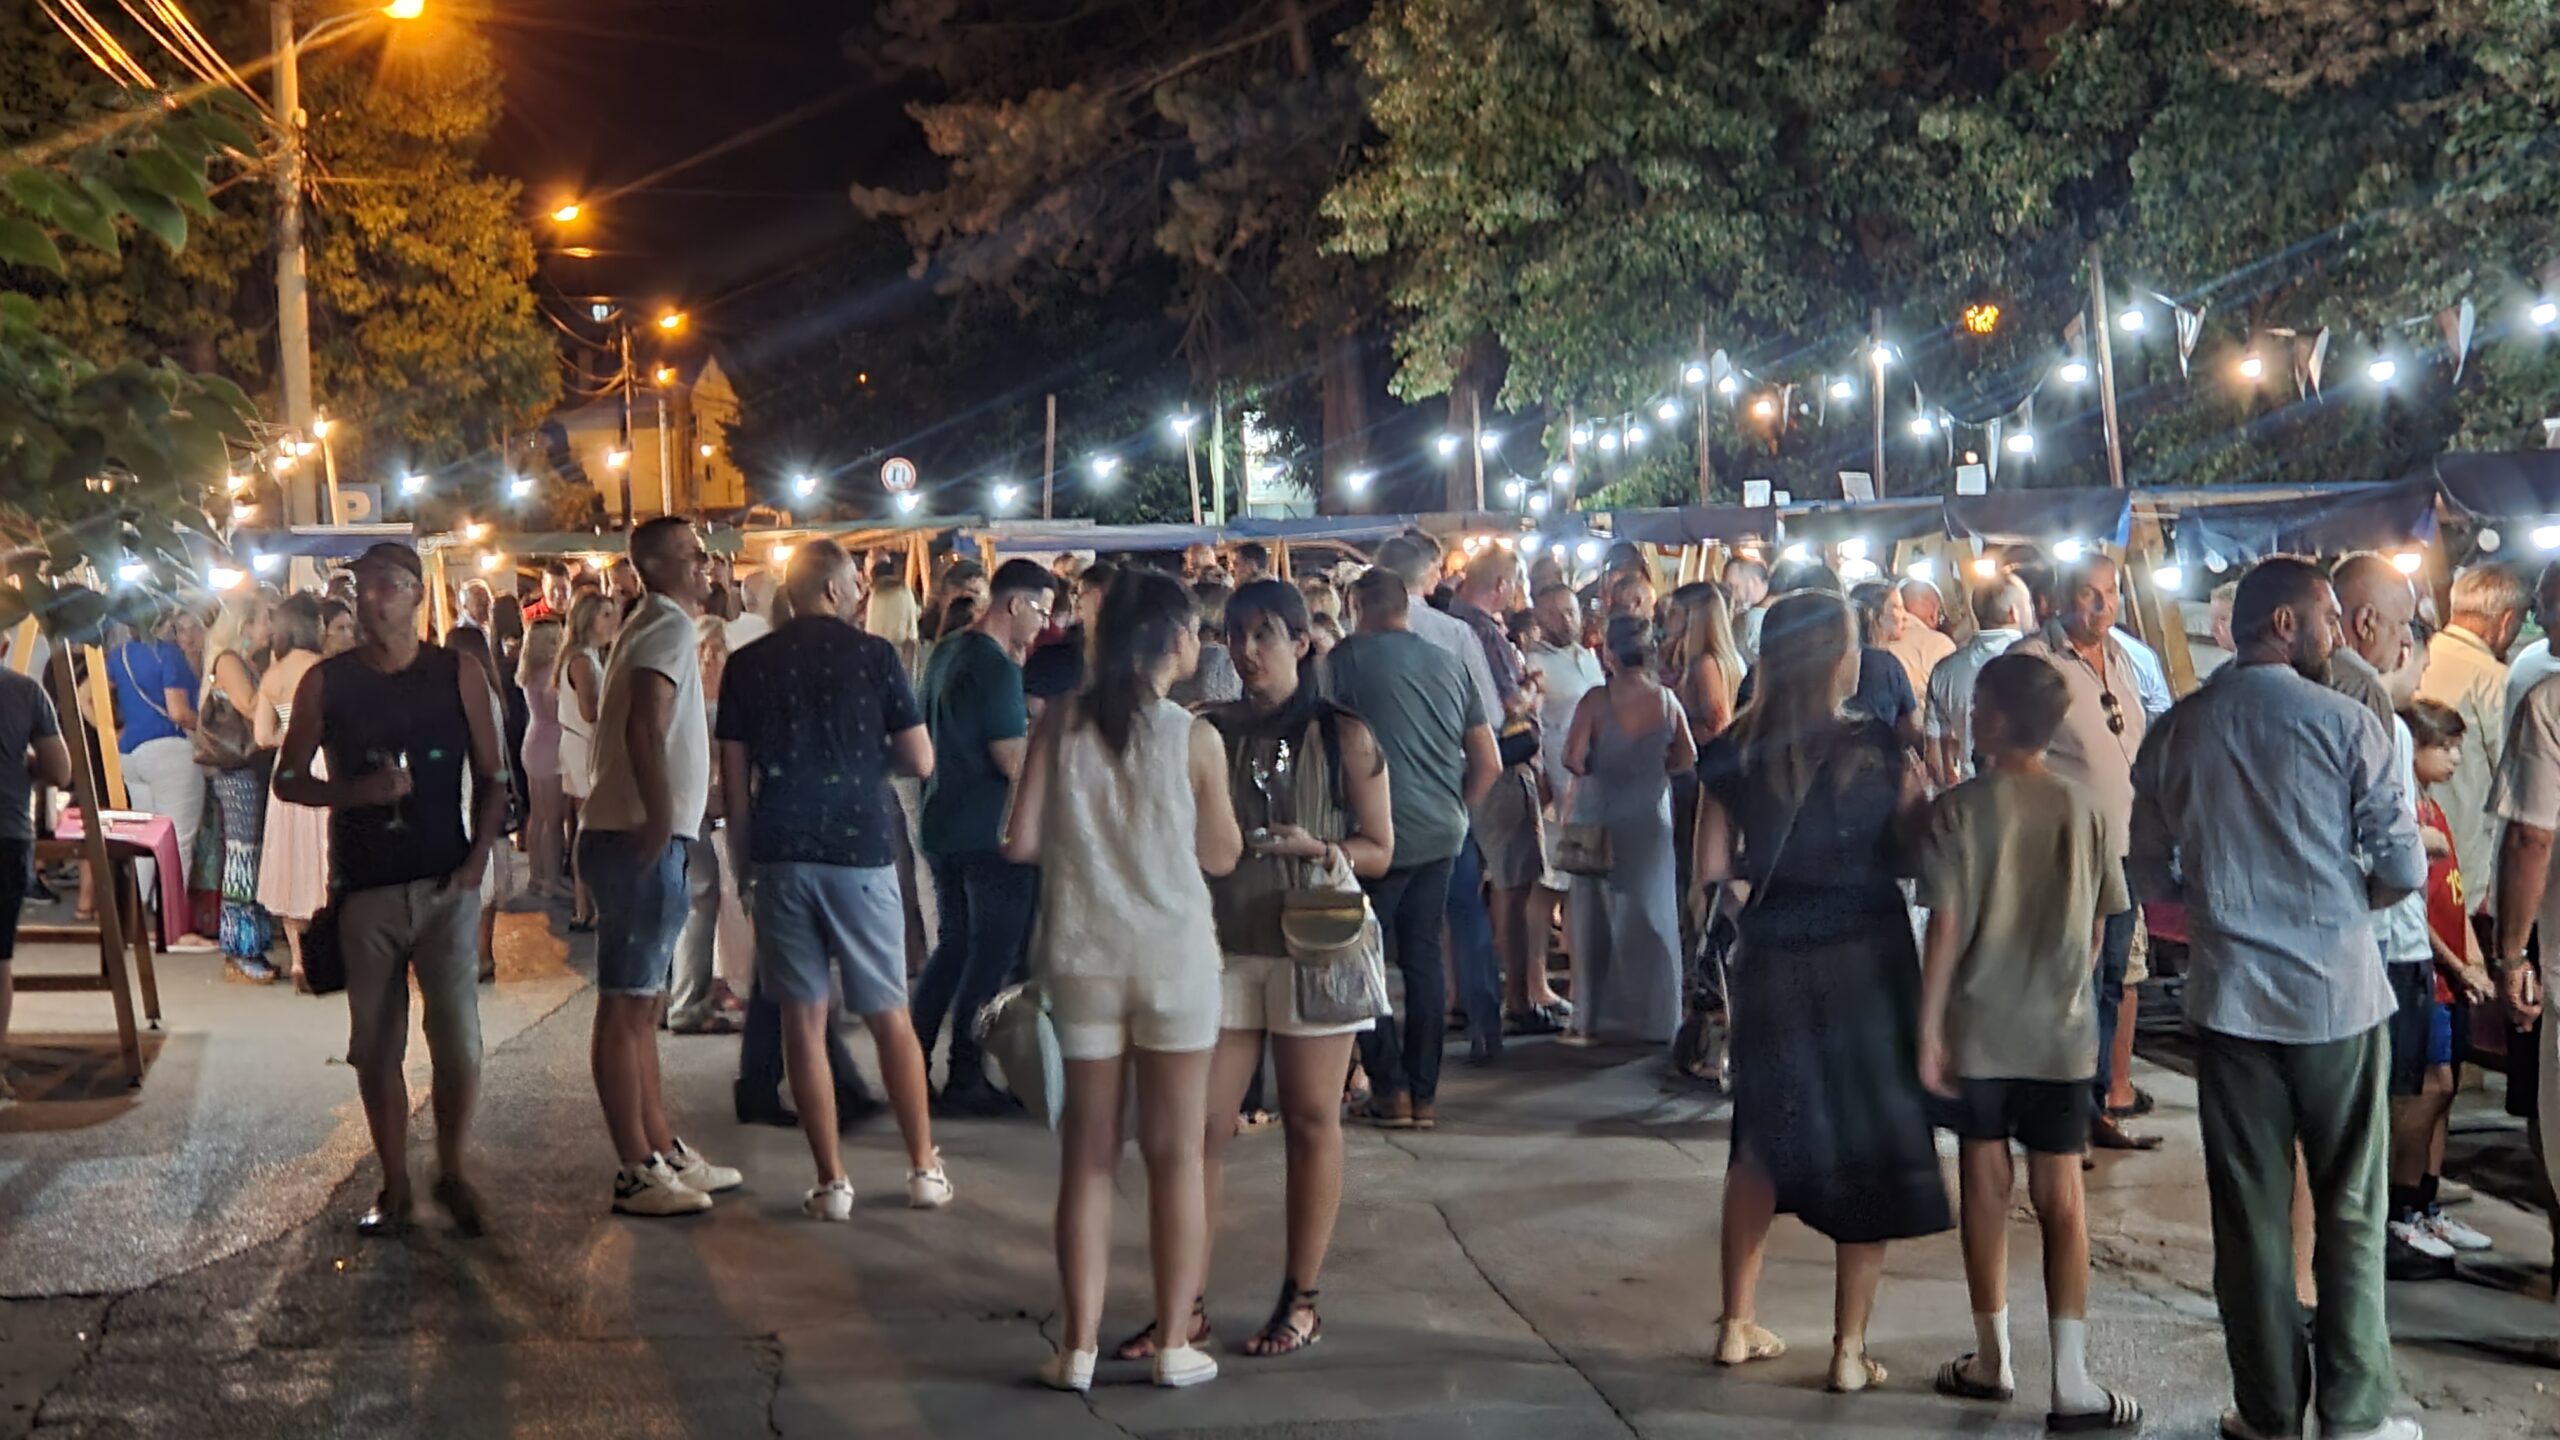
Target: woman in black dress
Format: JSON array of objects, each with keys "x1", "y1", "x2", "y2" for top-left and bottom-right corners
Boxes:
[{"x1": 1695, "y1": 590, "x2": 1950, "y2": 1393}]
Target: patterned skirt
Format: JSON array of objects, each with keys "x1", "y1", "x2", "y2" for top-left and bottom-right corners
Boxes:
[{"x1": 210, "y1": 759, "x2": 274, "y2": 959}]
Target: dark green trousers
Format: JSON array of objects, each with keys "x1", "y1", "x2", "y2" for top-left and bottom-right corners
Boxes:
[{"x1": 2195, "y1": 1024, "x2": 2396, "y2": 1437}]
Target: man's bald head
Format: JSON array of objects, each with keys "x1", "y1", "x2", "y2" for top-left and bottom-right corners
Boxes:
[
  {"x1": 783, "y1": 539, "x2": 859, "y2": 622},
  {"x1": 2330, "y1": 551, "x2": 2416, "y2": 672}
]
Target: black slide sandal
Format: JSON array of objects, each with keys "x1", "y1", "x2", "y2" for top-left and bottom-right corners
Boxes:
[
  {"x1": 1934, "y1": 1355, "x2": 2015, "y2": 1402},
  {"x1": 2049, "y1": 1390, "x2": 2142, "y2": 1432}
]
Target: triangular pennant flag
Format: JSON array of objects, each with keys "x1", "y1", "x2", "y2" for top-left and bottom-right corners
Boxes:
[
  {"x1": 2062, "y1": 311, "x2": 2086, "y2": 348},
  {"x1": 2437, "y1": 299, "x2": 2476, "y2": 383},
  {"x1": 1985, "y1": 416, "x2": 2005, "y2": 482},
  {"x1": 2172, "y1": 301, "x2": 2206, "y2": 379},
  {"x1": 2293, "y1": 328, "x2": 2330, "y2": 398},
  {"x1": 1709, "y1": 349, "x2": 1733, "y2": 388}
]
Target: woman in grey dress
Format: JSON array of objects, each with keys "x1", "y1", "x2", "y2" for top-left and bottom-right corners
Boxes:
[{"x1": 1562, "y1": 614, "x2": 1696, "y2": 1044}]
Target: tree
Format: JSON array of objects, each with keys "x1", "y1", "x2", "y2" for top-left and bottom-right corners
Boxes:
[
  {"x1": 1326, "y1": 0, "x2": 2119, "y2": 501},
  {"x1": 0, "y1": 84, "x2": 261, "y2": 638},
  {"x1": 0, "y1": 3, "x2": 554, "y2": 511},
  {"x1": 849, "y1": 0, "x2": 1381, "y2": 487},
  {"x1": 1328, "y1": 0, "x2": 2560, "y2": 498}
]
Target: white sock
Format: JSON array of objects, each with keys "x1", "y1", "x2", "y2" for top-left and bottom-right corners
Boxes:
[
  {"x1": 2050, "y1": 1316, "x2": 2106, "y2": 1414},
  {"x1": 1971, "y1": 1309, "x2": 2014, "y2": 1387}
]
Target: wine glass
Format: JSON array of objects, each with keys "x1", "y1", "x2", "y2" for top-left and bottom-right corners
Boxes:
[{"x1": 384, "y1": 749, "x2": 412, "y2": 832}]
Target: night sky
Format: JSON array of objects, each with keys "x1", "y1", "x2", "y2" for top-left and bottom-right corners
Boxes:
[{"x1": 481, "y1": 1, "x2": 906, "y2": 334}]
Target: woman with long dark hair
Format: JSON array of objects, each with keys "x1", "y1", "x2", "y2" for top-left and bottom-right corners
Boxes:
[
  {"x1": 1004, "y1": 569, "x2": 1244, "y2": 1394},
  {"x1": 1561, "y1": 614, "x2": 1694, "y2": 1045},
  {"x1": 199, "y1": 590, "x2": 277, "y2": 979},
  {"x1": 1164, "y1": 580, "x2": 1395, "y2": 1360},
  {"x1": 1695, "y1": 590, "x2": 1949, "y2": 1392}
]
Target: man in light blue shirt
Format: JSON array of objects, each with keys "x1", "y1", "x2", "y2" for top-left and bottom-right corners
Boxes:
[{"x1": 2128, "y1": 557, "x2": 2424, "y2": 1440}]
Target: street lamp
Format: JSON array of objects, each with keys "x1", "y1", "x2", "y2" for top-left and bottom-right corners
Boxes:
[
  {"x1": 992, "y1": 482, "x2": 1021, "y2": 511},
  {"x1": 606, "y1": 447, "x2": 631, "y2": 470},
  {"x1": 1089, "y1": 454, "x2": 1121, "y2": 482},
  {"x1": 1343, "y1": 469, "x2": 1374, "y2": 493},
  {"x1": 384, "y1": 0, "x2": 425, "y2": 17},
  {"x1": 895, "y1": 492, "x2": 923, "y2": 515},
  {"x1": 790, "y1": 474, "x2": 818, "y2": 498},
  {"x1": 2057, "y1": 360, "x2": 2091, "y2": 384},
  {"x1": 398, "y1": 473, "x2": 426, "y2": 496},
  {"x1": 653, "y1": 364, "x2": 677, "y2": 386},
  {"x1": 507, "y1": 475, "x2": 533, "y2": 500},
  {"x1": 656, "y1": 311, "x2": 686, "y2": 332},
  {"x1": 1433, "y1": 433, "x2": 1461, "y2": 458},
  {"x1": 550, "y1": 201, "x2": 582, "y2": 224}
]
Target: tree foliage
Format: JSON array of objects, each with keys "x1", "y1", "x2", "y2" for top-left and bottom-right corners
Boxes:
[
  {"x1": 0, "y1": 87, "x2": 259, "y2": 637},
  {"x1": 1328, "y1": 0, "x2": 2560, "y2": 495},
  {"x1": 849, "y1": 0, "x2": 1378, "y2": 470},
  {"x1": 0, "y1": 3, "x2": 553, "y2": 500}
]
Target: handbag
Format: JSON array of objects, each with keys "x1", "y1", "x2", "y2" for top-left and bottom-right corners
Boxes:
[
  {"x1": 1277, "y1": 708, "x2": 1389, "y2": 1026},
  {"x1": 302, "y1": 900, "x2": 347, "y2": 996},
  {"x1": 1552, "y1": 789, "x2": 1615, "y2": 878},
  {"x1": 973, "y1": 980, "x2": 1063, "y2": 1128},
  {"x1": 1282, "y1": 849, "x2": 1388, "y2": 1026},
  {"x1": 193, "y1": 688, "x2": 259, "y2": 770}
]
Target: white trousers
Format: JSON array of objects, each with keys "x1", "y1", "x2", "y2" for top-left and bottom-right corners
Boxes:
[{"x1": 121, "y1": 735, "x2": 204, "y2": 899}]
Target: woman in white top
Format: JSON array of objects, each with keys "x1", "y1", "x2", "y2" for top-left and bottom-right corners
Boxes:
[
  {"x1": 554, "y1": 592, "x2": 610, "y2": 931},
  {"x1": 254, "y1": 593, "x2": 331, "y2": 991},
  {"x1": 1004, "y1": 569, "x2": 1244, "y2": 1395}
]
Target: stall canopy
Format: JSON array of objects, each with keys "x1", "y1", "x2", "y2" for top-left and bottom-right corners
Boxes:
[
  {"x1": 241, "y1": 523, "x2": 416, "y2": 559},
  {"x1": 2433, "y1": 451, "x2": 2560, "y2": 519},
  {"x1": 1601, "y1": 505, "x2": 1777, "y2": 546},
  {"x1": 1780, "y1": 497, "x2": 1947, "y2": 547},
  {"x1": 1946, "y1": 488, "x2": 2131, "y2": 548},
  {"x1": 2165, "y1": 478, "x2": 2440, "y2": 571}
]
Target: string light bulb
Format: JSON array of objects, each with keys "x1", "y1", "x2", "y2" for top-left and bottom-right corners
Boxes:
[
  {"x1": 1625, "y1": 423, "x2": 1649, "y2": 447},
  {"x1": 1827, "y1": 378, "x2": 1854, "y2": 402},
  {"x1": 790, "y1": 474, "x2": 818, "y2": 498},
  {"x1": 1908, "y1": 416, "x2": 1935, "y2": 437},
  {"x1": 2053, "y1": 538, "x2": 2088, "y2": 562},
  {"x1": 2005, "y1": 432, "x2": 2036, "y2": 456},
  {"x1": 2391, "y1": 550, "x2": 2423, "y2": 575},
  {"x1": 2117, "y1": 307, "x2": 2146, "y2": 333},
  {"x1": 1343, "y1": 469, "x2": 1374, "y2": 493},
  {"x1": 1597, "y1": 430, "x2": 1621, "y2": 453},
  {"x1": 1655, "y1": 401, "x2": 1679, "y2": 422},
  {"x1": 1750, "y1": 397, "x2": 1776, "y2": 420},
  {"x1": 2057, "y1": 360, "x2": 2090, "y2": 384},
  {"x1": 1716, "y1": 375, "x2": 1739, "y2": 396},
  {"x1": 1433, "y1": 433, "x2": 1461, "y2": 458},
  {"x1": 2368, "y1": 357, "x2": 2398, "y2": 385},
  {"x1": 2238, "y1": 354, "x2": 2265, "y2": 382},
  {"x1": 2535, "y1": 300, "x2": 2560, "y2": 330},
  {"x1": 2153, "y1": 564, "x2": 2185, "y2": 592},
  {"x1": 1682, "y1": 362, "x2": 1708, "y2": 386},
  {"x1": 1569, "y1": 425, "x2": 1592, "y2": 446},
  {"x1": 1971, "y1": 554, "x2": 2000, "y2": 580}
]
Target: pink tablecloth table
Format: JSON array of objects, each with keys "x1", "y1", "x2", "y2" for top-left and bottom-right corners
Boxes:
[{"x1": 55, "y1": 809, "x2": 186, "y2": 948}]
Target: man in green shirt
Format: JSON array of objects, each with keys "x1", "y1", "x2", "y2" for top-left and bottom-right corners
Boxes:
[
  {"x1": 1326, "y1": 567, "x2": 1501, "y2": 1129},
  {"x1": 912, "y1": 558, "x2": 1054, "y2": 1115}
]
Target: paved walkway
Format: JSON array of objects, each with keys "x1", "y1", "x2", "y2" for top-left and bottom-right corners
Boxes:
[{"x1": 3, "y1": 919, "x2": 2558, "y2": 1439}]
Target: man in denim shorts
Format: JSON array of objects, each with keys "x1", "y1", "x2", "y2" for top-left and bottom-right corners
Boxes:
[
  {"x1": 580, "y1": 516, "x2": 743, "y2": 1218},
  {"x1": 719, "y1": 539, "x2": 950, "y2": 1219}
]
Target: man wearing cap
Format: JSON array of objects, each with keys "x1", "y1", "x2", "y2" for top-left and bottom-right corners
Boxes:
[{"x1": 275, "y1": 542, "x2": 513, "y2": 1238}]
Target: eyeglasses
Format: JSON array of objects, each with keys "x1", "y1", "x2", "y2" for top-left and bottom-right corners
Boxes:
[{"x1": 2099, "y1": 687, "x2": 2125, "y2": 736}]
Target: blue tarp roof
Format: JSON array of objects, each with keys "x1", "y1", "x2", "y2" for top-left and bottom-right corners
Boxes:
[{"x1": 2168, "y1": 479, "x2": 2440, "y2": 570}]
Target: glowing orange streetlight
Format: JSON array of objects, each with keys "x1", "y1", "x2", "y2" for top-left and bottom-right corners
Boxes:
[{"x1": 656, "y1": 311, "x2": 686, "y2": 332}]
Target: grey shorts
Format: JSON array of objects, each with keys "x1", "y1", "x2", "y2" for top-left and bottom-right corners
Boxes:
[
  {"x1": 1472, "y1": 766, "x2": 1547, "y2": 890},
  {"x1": 752, "y1": 862, "x2": 908, "y2": 1015},
  {"x1": 338, "y1": 878, "x2": 483, "y2": 1082}
]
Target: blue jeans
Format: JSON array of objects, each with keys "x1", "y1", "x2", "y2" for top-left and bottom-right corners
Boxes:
[
  {"x1": 2092, "y1": 881, "x2": 2137, "y2": 1105},
  {"x1": 580, "y1": 832, "x2": 691, "y2": 997},
  {"x1": 911, "y1": 851, "x2": 1037, "y2": 1088},
  {"x1": 1445, "y1": 833, "x2": 1503, "y2": 1049}
]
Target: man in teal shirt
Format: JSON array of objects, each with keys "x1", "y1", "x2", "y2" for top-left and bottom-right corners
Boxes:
[
  {"x1": 1327, "y1": 567, "x2": 1501, "y2": 1129},
  {"x1": 911, "y1": 558, "x2": 1054, "y2": 1114}
]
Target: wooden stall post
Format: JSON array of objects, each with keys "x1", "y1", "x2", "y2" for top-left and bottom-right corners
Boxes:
[
  {"x1": 81, "y1": 645, "x2": 127, "y2": 810},
  {"x1": 49, "y1": 641, "x2": 145, "y2": 1082},
  {"x1": 2123, "y1": 515, "x2": 2198, "y2": 698}
]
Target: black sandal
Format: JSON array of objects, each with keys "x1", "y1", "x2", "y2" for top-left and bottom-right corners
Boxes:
[
  {"x1": 1245, "y1": 1282, "x2": 1321, "y2": 1357},
  {"x1": 1111, "y1": 1295, "x2": 1209, "y2": 1362}
]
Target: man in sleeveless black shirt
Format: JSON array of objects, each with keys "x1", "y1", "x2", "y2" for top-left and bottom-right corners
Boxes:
[{"x1": 276, "y1": 542, "x2": 512, "y2": 1237}]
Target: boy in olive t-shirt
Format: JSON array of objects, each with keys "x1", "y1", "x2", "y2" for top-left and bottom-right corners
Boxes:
[{"x1": 1916, "y1": 653, "x2": 2138, "y2": 1433}]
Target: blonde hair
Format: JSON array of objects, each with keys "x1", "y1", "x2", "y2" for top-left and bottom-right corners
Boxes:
[
  {"x1": 198, "y1": 590, "x2": 273, "y2": 705},
  {"x1": 518, "y1": 617, "x2": 564, "y2": 688},
  {"x1": 1665, "y1": 584, "x2": 1745, "y2": 698},
  {"x1": 555, "y1": 592, "x2": 608, "y2": 687},
  {"x1": 1723, "y1": 591, "x2": 1859, "y2": 808}
]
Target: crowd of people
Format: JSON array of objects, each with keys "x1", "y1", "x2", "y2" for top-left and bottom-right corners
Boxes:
[{"x1": 7, "y1": 512, "x2": 2558, "y2": 1439}]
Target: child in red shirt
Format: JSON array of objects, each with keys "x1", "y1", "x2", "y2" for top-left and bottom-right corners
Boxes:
[{"x1": 2408, "y1": 700, "x2": 2498, "y2": 1254}]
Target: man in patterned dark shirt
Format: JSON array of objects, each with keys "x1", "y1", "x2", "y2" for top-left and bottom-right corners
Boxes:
[{"x1": 718, "y1": 540, "x2": 951, "y2": 1218}]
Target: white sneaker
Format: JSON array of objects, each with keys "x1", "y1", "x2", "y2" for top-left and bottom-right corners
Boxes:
[
  {"x1": 803, "y1": 1177, "x2": 856, "y2": 1222},
  {"x1": 665, "y1": 1139, "x2": 743, "y2": 1194},
  {"x1": 2419, "y1": 1210, "x2": 2492, "y2": 1252},
  {"x1": 1038, "y1": 1347, "x2": 1096, "y2": 1393},
  {"x1": 612, "y1": 1158, "x2": 712, "y2": 1217},
  {"x1": 907, "y1": 1151, "x2": 954, "y2": 1210},
  {"x1": 2388, "y1": 1218, "x2": 2456, "y2": 1260},
  {"x1": 2326, "y1": 1418, "x2": 2423, "y2": 1440},
  {"x1": 1152, "y1": 1342, "x2": 1218, "y2": 1389}
]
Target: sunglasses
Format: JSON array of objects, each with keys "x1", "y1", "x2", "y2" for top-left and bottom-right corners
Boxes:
[{"x1": 2099, "y1": 687, "x2": 2125, "y2": 736}]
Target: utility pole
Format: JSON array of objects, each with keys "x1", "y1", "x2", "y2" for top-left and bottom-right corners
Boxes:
[
  {"x1": 1041, "y1": 393, "x2": 1056, "y2": 519},
  {"x1": 617, "y1": 319, "x2": 636, "y2": 527},
  {"x1": 1869, "y1": 306, "x2": 1887, "y2": 498},
  {"x1": 2088, "y1": 242, "x2": 2128, "y2": 490},
  {"x1": 1695, "y1": 321, "x2": 1712, "y2": 504},
  {"x1": 271, "y1": 2, "x2": 316, "y2": 524},
  {"x1": 654, "y1": 388, "x2": 674, "y2": 515}
]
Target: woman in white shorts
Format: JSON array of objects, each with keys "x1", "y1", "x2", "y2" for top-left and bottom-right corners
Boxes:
[
  {"x1": 1176, "y1": 579, "x2": 1395, "y2": 1362},
  {"x1": 1005, "y1": 569, "x2": 1243, "y2": 1395}
]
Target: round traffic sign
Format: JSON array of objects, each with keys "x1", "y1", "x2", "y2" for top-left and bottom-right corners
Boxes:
[{"x1": 881, "y1": 457, "x2": 918, "y2": 492}]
